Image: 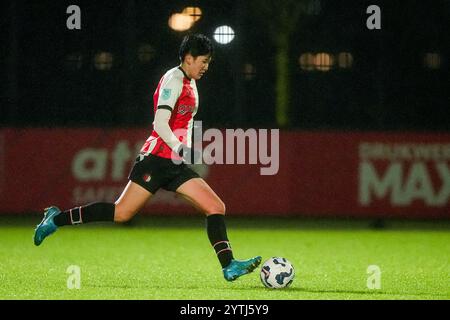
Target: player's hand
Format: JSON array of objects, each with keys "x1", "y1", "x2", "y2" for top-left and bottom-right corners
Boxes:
[{"x1": 177, "y1": 145, "x2": 202, "y2": 164}]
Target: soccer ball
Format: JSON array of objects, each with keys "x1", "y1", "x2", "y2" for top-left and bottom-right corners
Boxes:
[{"x1": 260, "y1": 257, "x2": 295, "y2": 289}]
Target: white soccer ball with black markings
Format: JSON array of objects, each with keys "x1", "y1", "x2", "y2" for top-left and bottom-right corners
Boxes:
[{"x1": 260, "y1": 257, "x2": 295, "y2": 289}]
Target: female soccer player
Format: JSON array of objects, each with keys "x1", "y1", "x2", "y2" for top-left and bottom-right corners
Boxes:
[{"x1": 33, "y1": 34, "x2": 261, "y2": 281}]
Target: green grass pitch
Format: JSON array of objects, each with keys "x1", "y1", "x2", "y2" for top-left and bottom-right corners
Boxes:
[{"x1": 0, "y1": 216, "x2": 449, "y2": 300}]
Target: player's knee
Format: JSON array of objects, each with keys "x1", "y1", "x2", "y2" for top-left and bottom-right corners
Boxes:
[
  {"x1": 206, "y1": 200, "x2": 226, "y2": 215},
  {"x1": 114, "y1": 215, "x2": 129, "y2": 223},
  {"x1": 113, "y1": 205, "x2": 135, "y2": 223}
]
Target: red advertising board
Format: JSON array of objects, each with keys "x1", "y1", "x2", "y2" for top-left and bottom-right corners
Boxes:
[{"x1": 0, "y1": 128, "x2": 448, "y2": 218}]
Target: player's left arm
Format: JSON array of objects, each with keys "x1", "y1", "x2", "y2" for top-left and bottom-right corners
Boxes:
[
  {"x1": 153, "y1": 107, "x2": 183, "y2": 153},
  {"x1": 153, "y1": 73, "x2": 185, "y2": 153}
]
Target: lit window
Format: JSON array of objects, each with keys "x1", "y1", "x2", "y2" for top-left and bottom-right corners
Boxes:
[
  {"x1": 138, "y1": 44, "x2": 155, "y2": 63},
  {"x1": 306, "y1": 0, "x2": 321, "y2": 15},
  {"x1": 299, "y1": 53, "x2": 315, "y2": 71},
  {"x1": 65, "y1": 53, "x2": 83, "y2": 70},
  {"x1": 424, "y1": 53, "x2": 441, "y2": 70},
  {"x1": 314, "y1": 53, "x2": 334, "y2": 71},
  {"x1": 94, "y1": 52, "x2": 113, "y2": 71},
  {"x1": 337, "y1": 52, "x2": 353, "y2": 69},
  {"x1": 243, "y1": 63, "x2": 256, "y2": 80},
  {"x1": 213, "y1": 26, "x2": 235, "y2": 44}
]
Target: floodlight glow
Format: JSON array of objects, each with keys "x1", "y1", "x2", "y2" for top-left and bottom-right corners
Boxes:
[
  {"x1": 182, "y1": 7, "x2": 202, "y2": 22},
  {"x1": 213, "y1": 25, "x2": 235, "y2": 44},
  {"x1": 168, "y1": 13, "x2": 194, "y2": 31}
]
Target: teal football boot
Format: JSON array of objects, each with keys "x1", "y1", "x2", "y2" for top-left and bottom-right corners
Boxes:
[
  {"x1": 34, "y1": 206, "x2": 61, "y2": 246},
  {"x1": 223, "y1": 256, "x2": 262, "y2": 281}
]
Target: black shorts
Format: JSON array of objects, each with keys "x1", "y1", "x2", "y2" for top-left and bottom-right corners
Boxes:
[{"x1": 128, "y1": 154, "x2": 200, "y2": 194}]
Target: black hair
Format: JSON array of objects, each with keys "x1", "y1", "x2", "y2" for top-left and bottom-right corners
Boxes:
[{"x1": 179, "y1": 34, "x2": 214, "y2": 61}]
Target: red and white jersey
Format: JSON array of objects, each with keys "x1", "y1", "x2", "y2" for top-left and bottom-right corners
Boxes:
[{"x1": 141, "y1": 66, "x2": 199, "y2": 159}]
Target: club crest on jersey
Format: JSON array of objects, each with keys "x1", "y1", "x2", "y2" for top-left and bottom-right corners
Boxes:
[
  {"x1": 143, "y1": 174, "x2": 152, "y2": 183},
  {"x1": 162, "y1": 89, "x2": 171, "y2": 100}
]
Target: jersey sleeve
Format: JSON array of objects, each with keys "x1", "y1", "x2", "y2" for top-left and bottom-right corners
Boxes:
[
  {"x1": 153, "y1": 108, "x2": 183, "y2": 152},
  {"x1": 156, "y1": 72, "x2": 183, "y2": 110}
]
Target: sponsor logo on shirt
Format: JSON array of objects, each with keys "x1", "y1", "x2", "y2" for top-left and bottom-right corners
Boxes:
[{"x1": 178, "y1": 105, "x2": 195, "y2": 115}]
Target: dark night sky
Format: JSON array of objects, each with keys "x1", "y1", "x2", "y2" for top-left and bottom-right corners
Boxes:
[{"x1": 1, "y1": 0, "x2": 449, "y2": 130}]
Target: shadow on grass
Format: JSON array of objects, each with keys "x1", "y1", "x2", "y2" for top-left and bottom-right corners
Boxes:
[
  {"x1": 230, "y1": 285, "x2": 449, "y2": 298},
  {"x1": 84, "y1": 283, "x2": 447, "y2": 300},
  {"x1": 86, "y1": 283, "x2": 205, "y2": 291}
]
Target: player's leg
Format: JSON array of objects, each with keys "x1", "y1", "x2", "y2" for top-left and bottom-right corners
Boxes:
[
  {"x1": 175, "y1": 177, "x2": 232, "y2": 267},
  {"x1": 34, "y1": 153, "x2": 162, "y2": 246},
  {"x1": 113, "y1": 181, "x2": 153, "y2": 223},
  {"x1": 48, "y1": 182, "x2": 152, "y2": 226},
  {"x1": 175, "y1": 177, "x2": 261, "y2": 281},
  {"x1": 34, "y1": 153, "x2": 160, "y2": 246},
  {"x1": 55, "y1": 181, "x2": 151, "y2": 225},
  {"x1": 34, "y1": 181, "x2": 152, "y2": 246}
]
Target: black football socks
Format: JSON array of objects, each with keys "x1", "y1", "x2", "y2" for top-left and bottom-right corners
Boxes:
[
  {"x1": 53, "y1": 202, "x2": 115, "y2": 226},
  {"x1": 206, "y1": 214, "x2": 234, "y2": 268}
]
